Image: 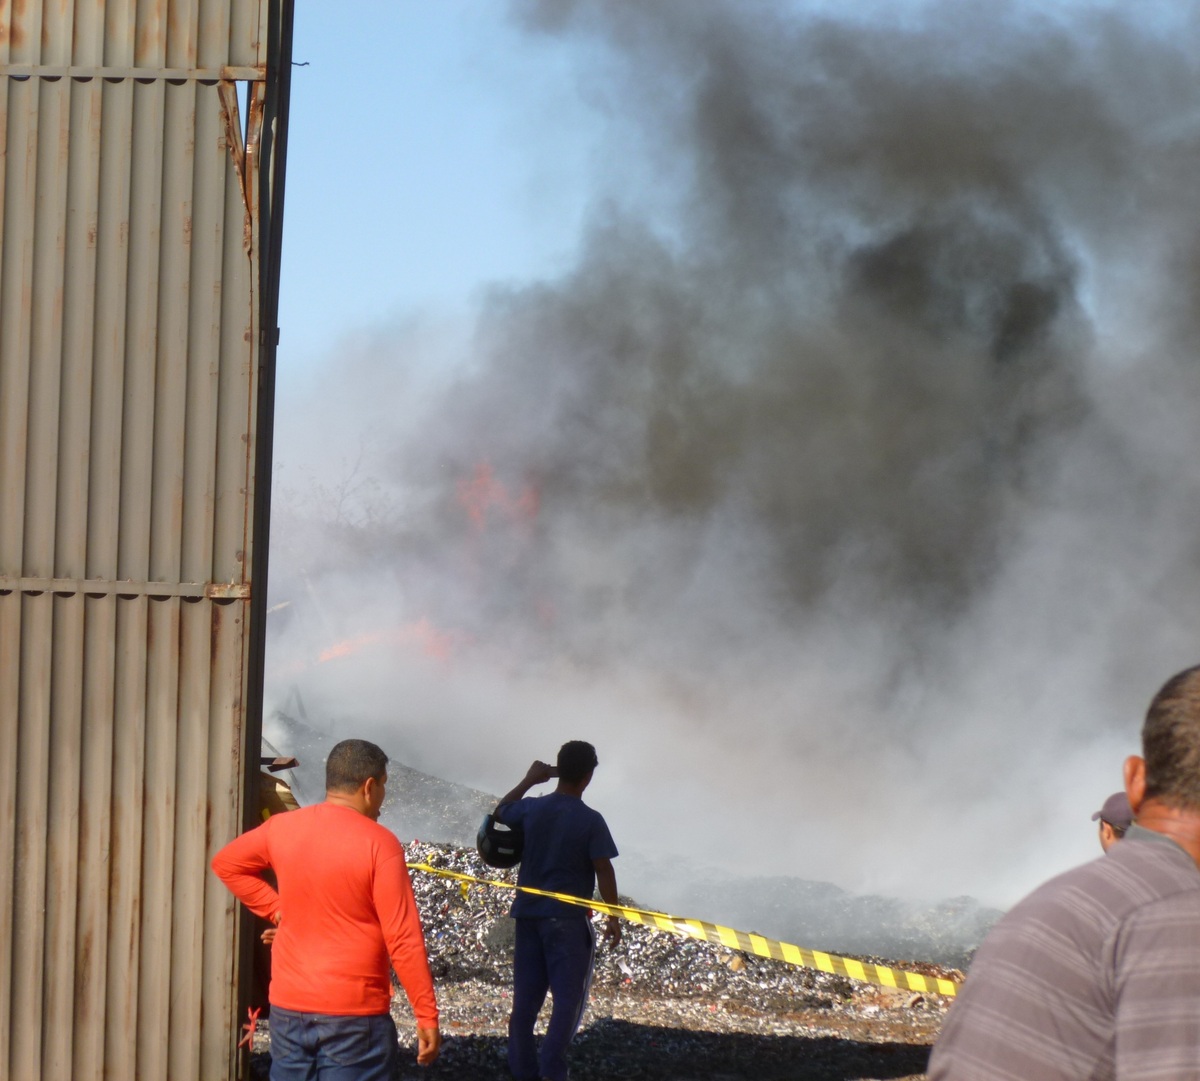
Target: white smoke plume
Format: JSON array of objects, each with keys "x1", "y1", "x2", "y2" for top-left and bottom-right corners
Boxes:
[{"x1": 266, "y1": 0, "x2": 1200, "y2": 920}]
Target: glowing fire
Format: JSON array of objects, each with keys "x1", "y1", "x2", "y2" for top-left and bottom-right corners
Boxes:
[
  {"x1": 276, "y1": 461, "x2": 543, "y2": 679},
  {"x1": 317, "y1": 618, "x2": 461, "y2": 664},
  {"x1": 456, "y1": 460, "x2": 539, "y2": 532}
]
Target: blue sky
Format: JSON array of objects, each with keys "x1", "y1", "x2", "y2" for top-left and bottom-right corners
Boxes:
[{"x1": 278, "y1": 1, "x2": 596, "y2": 370}]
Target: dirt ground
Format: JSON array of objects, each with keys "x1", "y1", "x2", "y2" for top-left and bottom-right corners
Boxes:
[
  {"x1": 251, "y1": 976, "x2": 948, "y2": 1081},
  {"x1": 247, "y1": 842, "x2": 959, "y2": 1081}
]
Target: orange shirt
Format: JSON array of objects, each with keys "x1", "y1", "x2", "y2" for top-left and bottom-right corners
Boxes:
[{"x1": 211, "y1": 802, "x2": 438, "y2": 1025}]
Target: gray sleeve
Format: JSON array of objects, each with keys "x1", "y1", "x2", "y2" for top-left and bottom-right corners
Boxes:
[{"x1": 1113, "y1": 892, "x2": 1200, "y2": 1080}]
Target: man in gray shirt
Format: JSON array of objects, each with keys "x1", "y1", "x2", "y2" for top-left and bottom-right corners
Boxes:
[{"x1": 930, "y1": 664, "x2": 1200, "y2": 1081}]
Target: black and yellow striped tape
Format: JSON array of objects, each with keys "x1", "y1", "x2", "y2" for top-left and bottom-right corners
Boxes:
[{"x1": 407, "y1": 862, "x2": 960, "y2": 998}]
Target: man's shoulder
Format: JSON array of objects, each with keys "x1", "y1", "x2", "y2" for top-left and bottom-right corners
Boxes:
[
  {"x1": 272, "y1": 803, "x2": 404, "y2": 851},
  {"x1": 501, "y1": 793, "x2": 612, "y2": 833},
  {"x1": 503, "y1": 792, "x2": 604, "y2": 816},
  {"x1": 994, "y1": 834, "x2": 1200, "y2": 943},
  {"x1": 562, "y1": 795, "x2": 612, "y2": 829},
  {"x1": 932, "y1": 836, "x2": 1200, "y2": 1081},
  {"x1": 339, "y1": 807, "x2": 406, "y2": 851}
]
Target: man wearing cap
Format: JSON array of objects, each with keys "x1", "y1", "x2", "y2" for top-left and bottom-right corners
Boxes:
[
  {"x1": 494, "y1": 741, "x2": 620, "y2": 1081},
  {"x1": 930, "y1": 664, "x2": 1200, "y2": 1081},
  {"x1": 1092, "y1": 790, "x2": 1133, "y2": 852}
]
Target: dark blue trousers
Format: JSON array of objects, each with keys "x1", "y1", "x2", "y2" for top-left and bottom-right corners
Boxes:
[
  {"x1": 268, "y1": 1006, "x2": 399, "y2": 1081},
  {"x1": 508, "y1": 917, "x2": 595, "y2": 1081}
]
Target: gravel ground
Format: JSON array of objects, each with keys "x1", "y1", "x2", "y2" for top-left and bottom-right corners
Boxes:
[{"x1": 248, "y1": 842, "x2": 959, "y2": 1080}]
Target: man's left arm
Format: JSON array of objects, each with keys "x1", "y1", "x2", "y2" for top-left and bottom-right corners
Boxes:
[
  {"x1": 373, "y1": 850, "x2": 441, "y2": 1065},
  {"x1": 594, "y1": 857, "x2": 621, "y2": 946}
]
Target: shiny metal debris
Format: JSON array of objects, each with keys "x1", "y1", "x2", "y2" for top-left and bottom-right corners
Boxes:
[{"x1": 249, "y1": 839, "x2": 958, "y2": 1080}]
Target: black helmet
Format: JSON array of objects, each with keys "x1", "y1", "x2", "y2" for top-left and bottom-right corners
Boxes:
[{"x1": 477, "y1": 813, "x2": 523, "y2": 868}]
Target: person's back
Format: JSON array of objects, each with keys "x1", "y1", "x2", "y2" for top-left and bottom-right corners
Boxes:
[
  {"x1": 246, "y1": 801, "x2": 429, "y2": 1014},
  {"x1": 929, "y1": 664, "x2": 1200, "y2": 1081},
  {"x1": 930, "y1": 827, "x2": 1200, "y2": 1080},
  {"x1": 212, "y1": 737, "x2": 440, "y2": 1077},
  {"x1": 493, "y1": 742, "x2": 621, "y2": 1081},
  {"x1": 507, "y1": 792, "x2": 611, "y2": 919}
]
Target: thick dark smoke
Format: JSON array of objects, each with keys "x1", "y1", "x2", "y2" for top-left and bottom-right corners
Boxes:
[{"x1": 267, "y1": 0, "x2": 1200, "y2": 930}]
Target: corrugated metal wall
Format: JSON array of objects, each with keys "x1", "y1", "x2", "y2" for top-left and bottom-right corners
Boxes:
[{"x1": 0, "y1": 1, "x2": 288, "y2": 1078}]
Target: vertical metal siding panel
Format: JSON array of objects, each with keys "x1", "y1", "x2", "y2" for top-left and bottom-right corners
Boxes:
[
  {"x1": 187, "y1": 53, "x2": 211, "y2": 1069},
  {"x1": 117, "y1": 77, "x2": 163, "y2": 582},
  {"x1": 60, "y1": 5, "x2": 109, "y2": 1062},
  {"x1": 167, "y1": 0, "x2": 200, "y2": 69},
  {"x1": 0, "y1": 82, "x2": 7, "y2": 323},
  {"x1": 10, "y1": 596, "x2": 52, "y2": 1081},
  {"x1": 103, "y1": 0, "x2": 136, "y2": 68},
  {"x1": 135, "y1": 594, "x2": 180, "y2": 1081},
  {"x1": 202, "y1": 596, "x2": 247, "y2": 1081},
  {"x1": 38, "y1": 0, "x2": 70, "y2": 64},
  {"x1": 189, "y1": 46, "x2": 241, "y2": 1075},
  {"x1": 0, "y1": 594, "x2": 18, "y2": 1074},
  {"x1": 134, "y1": 0, "x2": 166, "y2": 69},
  {"x1": 225, "y1": 0, "x2": 261, "y2": 68},
  {"x1": 7, "y1": 0, "x2": 41, "y2": 63},
  {"x1": 0, "y1": 94, "x2": 18, "y2": 1081},
  {"x1": 181, "y1": 87, "x2": 224, "y2": 584},
  {"x1": 179, "y1": 74, "x2": 232, "y2": 1080},
  {"x1": 23, "y1": 77, "x2": 68, "y2": 580},
  {"x1": 198, "y1": 0, "x2": 231, "y2": 69},
  {"x1": 90, "y1": 7, "x2": 138, "y2": 1064},
  {"x1": 149, "y1": 78, "x2": 194, "y2": 584},
  {"x1": 209, "y1": 43, "x2": 255, "y2": 1081},
  {"x1": 42, "y1": 594, "x2": 85, "y2": 1081},
  {"x1": 72, "y1": 594, "x2": 117, "y2": 1081},
  {"x1": 169, "y1": 597, "x2": 213, "y2": 1080},
  {"x1": 56, "y1": 79, "x2": 103, "y2": 579},
  {"x1": 64, "y1": 8, "x2": 114, "y2": 1071},
  {"x1": 71, "y1": 0, "x2": 104, "y2": 67},
  {"x1": 82, "y1": 44, "x2": 132, "y2": 1075},
  {"x1": 0, "y1": 77, "x2": 37, "y2": 574},
  {"x1": 0, "y1": 80, "x2": 20, "y2": 1079},
  {"x1": 211, "y1": 15, "x2": 264, "y2": 1074},
  {"x1": 104, "y1": 593, "x2": 148, "y2": 1081},
  {"x1": 87, "y1": 77, "x2": 133, "y2": 580},
  {"x1": 73, "y1": 28, "x2": 130, "y2": 1068},
  {"x1": 0, "y1": 10, "x2": 8, "y2": 309},
  {"x1": 214, "y1": 103, "x2": 254, "y2": 589},
  {"x1": 0, "y1": 0, "x2": 11, "y2": 61}
]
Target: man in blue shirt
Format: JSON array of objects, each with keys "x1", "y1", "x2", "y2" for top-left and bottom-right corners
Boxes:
[{"x1": 494, "y1": 741, "x2": 620, "y2": 1081}]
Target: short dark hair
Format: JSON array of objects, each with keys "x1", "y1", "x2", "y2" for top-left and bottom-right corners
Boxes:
[
  {"x1": 557, "y1": 740, "x2": 598, "y2": 784},
  {"x1": 1142, "y1": 665, "x2": 1200, "y2": 810},
  {"x1": 326, "y1": 739, "x2": 388, "y2": 792}
]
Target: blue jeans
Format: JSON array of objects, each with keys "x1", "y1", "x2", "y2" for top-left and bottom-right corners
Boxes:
[
  {"x1": 508, "y1": 917, "x2": 595, "y2": 1081},
  {"x1": 268, "y1": 1006, "x2": 399, "y2": 1081}
]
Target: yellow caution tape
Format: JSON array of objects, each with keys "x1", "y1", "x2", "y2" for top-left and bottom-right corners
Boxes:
[{"x1": 407, "y1": 862, "x2": 960, "y2": 997}]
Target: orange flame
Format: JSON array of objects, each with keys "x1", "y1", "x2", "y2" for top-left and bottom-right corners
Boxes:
[
  {"x1": 318, "y1": 618, "x2": 461, "y2": 665},
  {"x1": 457, "y1": 461, "x2": 539, "y2": 532}
]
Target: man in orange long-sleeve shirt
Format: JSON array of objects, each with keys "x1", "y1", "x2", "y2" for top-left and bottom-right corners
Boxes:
[{"x1": 212, "y1": 738, "x2": 440, "y2": 1079}]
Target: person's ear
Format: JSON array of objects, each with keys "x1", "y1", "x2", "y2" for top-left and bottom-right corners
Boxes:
[{"x1": 1124, "y1": 755, "x2": 1147, "y2": 815}]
